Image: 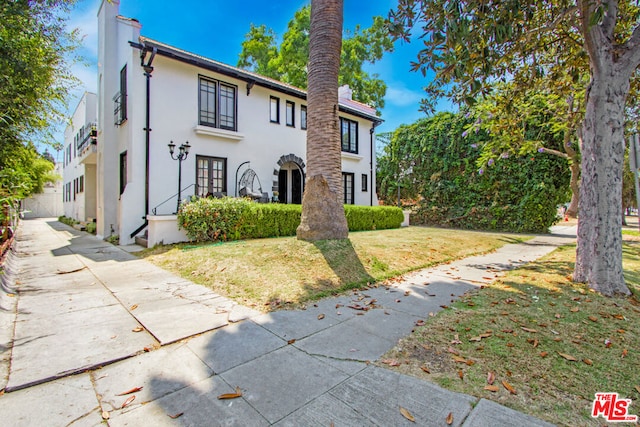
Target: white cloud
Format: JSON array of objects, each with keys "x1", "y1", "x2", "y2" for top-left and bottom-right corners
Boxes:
[
  {"x1": 384, "y1": 85, "x2": 424, "y2": 107},
  {"x1": 67, "y1": 1, "x2": 100, "y2": 57}
]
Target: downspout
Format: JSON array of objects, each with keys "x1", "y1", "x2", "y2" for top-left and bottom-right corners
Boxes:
[
  {"x1": 130, "y1": 45, "x2": 156, "y2": 239},
  {"x1": 369, "y1": 122, "x2": 380, "y2": 206}
]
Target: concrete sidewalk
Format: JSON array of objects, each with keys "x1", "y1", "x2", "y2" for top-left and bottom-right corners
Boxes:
[{"x1": 0, "y1": 218, "x2": 572, "y2": 426}]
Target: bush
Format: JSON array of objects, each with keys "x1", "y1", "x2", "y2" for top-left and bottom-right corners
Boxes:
[
  {"x1": 58, "y1": 215, "x2": 77, "y2": 227},
  {"x1": 177, "y1": 197, "x2": 404, "y2": 242}
]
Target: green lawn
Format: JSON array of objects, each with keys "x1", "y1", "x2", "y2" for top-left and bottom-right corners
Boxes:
[
  {"x1": 138, "y1": 226, "x2": 527, "y2": 310},
  {"x1": 380, "y1": 242, "x2": 640, "y2": 426}
]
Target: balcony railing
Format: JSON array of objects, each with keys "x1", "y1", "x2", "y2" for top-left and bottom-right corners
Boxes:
[{"x1": 76, "y1": 123, "x2": 97, "y2": 154}]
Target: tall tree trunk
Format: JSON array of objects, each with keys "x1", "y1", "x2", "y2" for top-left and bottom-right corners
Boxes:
[
  {"x1": 564, "y1": 128, "x2": 580, "y2": 218},
  {"x1": 574, "y1": 70, "x2": 630, "y2": 296},
  {"x1": 297, "y1": 0, "x2": 348, "y2": 241},
  {"x1": 573, "y1": 0, "x2": 639, "y2": 296}
]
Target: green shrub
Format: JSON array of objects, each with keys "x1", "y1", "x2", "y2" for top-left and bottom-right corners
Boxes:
[
  {"x1": 86, "y1": 222, "x2": 96, "y2": 234},
  {"x1": 177, "y1": 197, "x2": 404, "y2": 242},
  {"x1": 345, "y1": 205, "x2": 404, "y2": 230},
  {"x1": 58, "y1": 215, "x2": 77, "y2": 227}
]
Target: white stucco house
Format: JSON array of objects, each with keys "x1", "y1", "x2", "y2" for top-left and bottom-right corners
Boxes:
[
  {"x1": 62, "y1": 92, "x2": 98, "y2": 223},
  {"x1": 85, "y1": 0, "x2": 382, "y2": 246}
]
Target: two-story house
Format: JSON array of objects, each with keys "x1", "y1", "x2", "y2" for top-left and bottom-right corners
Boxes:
[
  {"x1": 62, "y1": 91, "x2": 98, "y2": 224},
  {"x1": 90, "y1": 0, "x2": 381, "y2": 246}
]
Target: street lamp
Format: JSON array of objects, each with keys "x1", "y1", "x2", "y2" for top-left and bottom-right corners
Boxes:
[{"x1": 168, "y1": 140, "x2": 190, "y2": 213}]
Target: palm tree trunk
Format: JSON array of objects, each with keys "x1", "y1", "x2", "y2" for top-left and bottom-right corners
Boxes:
[{"x1": 297, "y1": 0, "x2": 348, "y2": 241}]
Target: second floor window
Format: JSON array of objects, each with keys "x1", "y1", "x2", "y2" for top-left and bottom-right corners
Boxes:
[
  {"x1": 114, "y1": 65, "x2": 127, "y2": 126},
  {"x1": 340, "y1": 118, "x2": 358, "y2": 153},
  {"x1": 286, "y1": 100, "x2": 295, "y2": 127},
  {"x1": 270, "y1": 96, "x2": 280, "y2": 123},
  {"x1": 301, "y1": 105, "x2": 307, "y2": 130},
  {"x1": 199, "y1": 76, "x2": 237, "y2": 131}
]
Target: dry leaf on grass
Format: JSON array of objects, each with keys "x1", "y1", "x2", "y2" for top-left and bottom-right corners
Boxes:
[
  {"x1": 116, "y1": 386, "x2": 143, "y2": 396},
  {"x1": 521, "y1": 327, "x2": 538, "y2": 333},
  {"x1": 621, "y1": 349, "x2": 628, "y2": 358},
  {"x1": 558, "y1": 352, "x2": 578, "y2": 361},
  {"x1": 420, "y1": 366, "x2": 430, "y2": 374},
  {"x1": 381, "y1": 359, "x2": 401, "y2": 367},
  {"x1": 502, "y1": 380, "x2": 517, "y2": 395},
  {"x1": 458, "y1": 369, "x2": 464, "y2": 380},
  {"x1": 399, "y1": 406, "x2": 415, "y2": 422},
  {"x1": 583, "y1": 359, "x2": 593, "y2": 365},
  {"x1": 484, "y1": 385, "x2": 499, "y2": 392},
  {"x1": 217, "y1": 386, "x2": 243, "y2": 400},
  {"x1": 635, "y1": 385, "x2": 640, "y2": 394},
  {"x1": 452, "y1": 355, "x2": 467, "y2": 364},
  {"x1": 487, "y1": 371, "x2": 495, "y2": 385}
]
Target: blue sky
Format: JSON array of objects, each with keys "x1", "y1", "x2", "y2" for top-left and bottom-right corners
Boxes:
[{"x1": 62, "y1": 0, "x2": 450, "y2": 156}]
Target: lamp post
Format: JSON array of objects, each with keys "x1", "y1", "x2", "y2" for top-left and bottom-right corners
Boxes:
[{"x1": 168, "y1": 140, "x2": 190, "y2": 213}]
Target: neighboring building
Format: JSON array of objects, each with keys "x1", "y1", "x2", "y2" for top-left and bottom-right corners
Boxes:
[
  {"x1": 62, "y1": 92, "x2": 98, "y2": 223},
  {"x1": 21, "y1": 161, "x2": 64, "y2": 219},
  {"x1": 94, "y1": 0, "x2": 381, "y2": 245}
]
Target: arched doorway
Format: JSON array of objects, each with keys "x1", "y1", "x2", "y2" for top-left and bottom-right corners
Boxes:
[{"x1": 273, "y1": 154, "x2": 305, "y2": 204}]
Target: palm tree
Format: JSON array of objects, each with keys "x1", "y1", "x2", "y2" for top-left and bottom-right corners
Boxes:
[{"x1": 296, "y1": 0, "x2": 348, "y2": 241}]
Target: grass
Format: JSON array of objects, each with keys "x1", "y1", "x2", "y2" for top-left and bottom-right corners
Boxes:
[
  {"x1": 380, "y1": 242, "x2": 640, "y2": 427},
  {"x1": 138, "y1": 226, "x2": 528, "y2": 310}
]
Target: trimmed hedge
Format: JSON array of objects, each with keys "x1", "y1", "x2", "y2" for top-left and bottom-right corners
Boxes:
[{"x1": 177, "y1": 197, "x2": 403, "y2": 242}]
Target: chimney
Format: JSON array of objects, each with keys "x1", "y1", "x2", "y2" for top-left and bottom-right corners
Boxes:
[{"x1": 338, "y1": 84, "x2": 353, "y2": 100}]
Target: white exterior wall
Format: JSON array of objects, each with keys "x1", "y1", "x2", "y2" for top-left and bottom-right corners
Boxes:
[
  {"x1": 97, "y1": 0, "x2": 379, "y2": 245},
  {"x1": 97, "y1": 0, "x2": 142, "y2": 241},
  {"x1": 62, "y1": 92, "x2": 97, "y2": 222}
]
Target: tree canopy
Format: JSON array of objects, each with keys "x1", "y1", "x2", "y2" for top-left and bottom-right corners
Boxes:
[
  {"x1": 238, "y1": 5, "x2": 393, "y2": 113},
  {"x1": 1, "y1": 0, "x2": 78, "y2": 236},
  {"x1": 388, "y1": 0, "x2": 640, "y2": 296}
]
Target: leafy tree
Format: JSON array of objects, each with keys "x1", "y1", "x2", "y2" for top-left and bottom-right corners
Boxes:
[
  {"x1": 0, "y1": 0, "x2": 78, "y2": 240},
  {"x1": 238, "y1": 5, "x2": 393, "y2": 112},
  {"x1": 297, "y1": 0, "x2": 348, "y2": 241},
  {"x1": 377, "y1": 112, "x2": 569, "y2": 232},
  {"x1": 388, "y1": 0, "x2": 640, "y2": 296},
  {"x1": 469, "y1": 83, "x2": 582, "y2": 218}
]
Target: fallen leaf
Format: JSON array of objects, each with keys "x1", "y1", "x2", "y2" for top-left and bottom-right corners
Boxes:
[
  {"x1": 446, "y1": 411, "x2": 454, "y2": 425},
  {"x1": 217, "y1": 386, "x2": 243, "y2": 400},
  {"x1": 635, "y1": 385, "x2": 640, "y2": 394},
  {"x1": 335, "y1": 303, "x2": 343, "y2": 309},
  {"x1": 381, "y1": 359, "x2": 401, "y2": 367},
  {"x1": 121, "y1": 395, "x2": 136, "y2": 409},
  {"x1": 420, "y1": 366, "x2": 430, "y2": 374},
  {"x1": 506, "y1": 343, "x2": 515, "y2": 347},
  {"x1": 143, "y1": 347, "x2": 151, "y2": 352},
  {"x1": 287, "y1": 339, "x2": 296, "y2": 345},
  {"x1": 102, "y1": 411, "x2": 110, "y2": 420},
  {"x1": 317, "y1": 314, "x2": 325, "y2": 320},
  {"x1": 502, "y1": 380, "x2": 517, "y2": 395},
  {"x1": 130, "y1": 304, "x2": 138, "y2": 311},
  {"x1": 399, "y1": 406, "x2": 415, "y2": 423},
  {"x1": 404, "y1": 290, "x2": 411, "y2": 296},
  {"x1": 583, "y1": 359, "x2": 593, "y2": 365},
  {"x1": 521, "y1": 327, "x2": 538, "y2": 333},
  {"x1": 447, "y1": 347, "x2": 460, "y2": 355},
  {"x1": 6, "y1": 293, "x2": 14, "y2": 298},
  {"x1": 131, "y1": 326, "x2": 144, "y2": 333},
  {"x1": 570, "y1": 307, "x2": 580, "y2": 312},
  {"x1": 621, "y1": 349, "x2": 628, "y2": 358},
  {"x1": 56, "y1": 266, "x2": 87, "y2": 274},
  {"x1": 588, "y1": 316, "x2": 598, "y2": 322},
  {"x1": 487, "y1": 371, "x2": 495, "y2": 385},
  {"x1": 465, "y1": 359, "x2": 475, "y2": 366},
  {"x1": 558, "y1": 352, "x2": 578, "y2": 361},
  {"x1": 452, "y1": 355, "x2": 467, "y2": 364},
  {"x1": 415, "y1": 320, "x2": 425, "y2": 326},
  {"x1": 617, "y1": 329, "x2": 626, "y2": 334},
  {"x1": 116, "y1": 386, "x2": 143, "y2": 396},
  {"x1": 458, "y1": 369, "x2": 464, "y2": 380},
  {"x1": 168, "y1": 412, "x2": 184, "y2": 419},
  {"x1": 484, "y1": 385, "x2": 499, "y2": 392}
]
